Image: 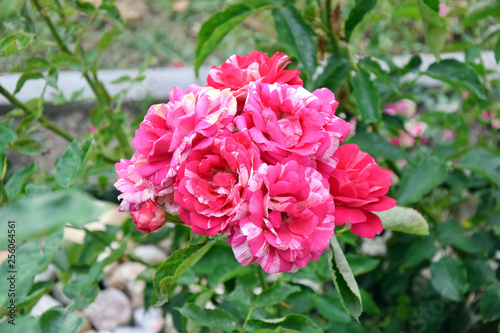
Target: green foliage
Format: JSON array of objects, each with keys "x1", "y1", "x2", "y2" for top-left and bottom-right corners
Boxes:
[
  {"x1": 328, "y1": 235, "x2": 362, "y2": 321},
  {"x1": 352, "y1": 69, "x2": 382, "y2": 124}
]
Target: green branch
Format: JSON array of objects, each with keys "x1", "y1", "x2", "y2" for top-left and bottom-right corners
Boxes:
[{"x1": 0, "y1": 84, "x2": 75, "y2": 142}]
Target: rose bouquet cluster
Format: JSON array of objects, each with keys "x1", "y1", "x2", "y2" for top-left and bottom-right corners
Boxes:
[{"x1": 115, "y1": 51, "x2": 396, "y2": 273}]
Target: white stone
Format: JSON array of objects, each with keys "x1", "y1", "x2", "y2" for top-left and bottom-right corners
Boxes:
[
  {"x1": 83, "y1": 288, "x2": 132, "y2": 331},
  {"x1": 52, "y1": 282, "x2": 72, "y2": 305},
  {"x1": 164, "y1": 313, "x2": 178, "y2": 333},
  {"x1": 105, "y1": 262, "x2": 147, "y2": 308},
  {"x1": 34, "y1": 264, "x2": 57, "y2": 283},
  {"x1": 133, "y1": 307, "x2": 164, "y2": 332},
  {"x1": 29, "y1": 294, "x2": 62, "y2": 317},
  {"x1": 132, "y1": 245, "x2": 167, "y2": 265}
]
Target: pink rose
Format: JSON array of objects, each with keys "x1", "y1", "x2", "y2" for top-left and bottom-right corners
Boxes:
[
  {"x1": 131, "y1": 85, "x2": 237, "y2": 189},
  {"x1": 227, "y1": 159, "x2": 335, "y2": 273},
  {"x1": 235, "y1": 82, "x2": 349, "y2": 173},
  {"x1": 439, "y1": 3, "x2": 449, "y2": 17},
  {"x1": 207, "y1": 51, "x2": 303, "y2": 111},
  {"x1": 114, "y1": 152, "x2": 173, "y2": 212},
  {"x1": 131, "y1": 199, "x2": 166, "y2": 233},
  {"x1": 174, "y1": 133, "x2": 262, "y2": 236},
  {"x1": 383, "y1": 99, "x2": 417, "y2": 117},
  {"x1": 328, "y1": 144, "x2": 396, "y2": 239}
]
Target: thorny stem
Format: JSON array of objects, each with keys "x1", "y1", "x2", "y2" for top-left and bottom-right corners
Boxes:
[
  {"x1": 0, "y1": 181, "x2": 9, "y2": 204},
  {"x1": 31, "y1": 0, "x2": 133, "y2": 156},
  {"x1": 0, "y1": 84, "x2": 75, "y2": 142}
]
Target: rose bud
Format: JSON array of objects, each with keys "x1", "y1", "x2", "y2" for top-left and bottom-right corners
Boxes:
[{"x1": 130, "y1": 199, "x2": 166, "y2": 233}]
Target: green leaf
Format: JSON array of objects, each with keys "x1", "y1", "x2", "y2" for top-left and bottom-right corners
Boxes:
[
  {"x1": 255, "y1": 283, "x2": 301, "y2": 308},
  {"x1": 0, "y1": 33, "x2": 35, "y2": 57},
  {"x1": 4, "y1": 162, "x2": 36, "y2": 199},
  {"x1": 425, "y1": 59, "x2": 486, "y2": 99},
  {"x1": 328, "y1": 235, "x2": 362, "y2": 321},
  {"x1": 178, "y1": 303, "x2": 238, "y2": 332},
  {"x1": 480, "y1": 282, "x2": 500, "y2": 322},
  {"x1": 154, "y1": 239, "x2": 215, "y2": 306},
  {"x1": 51, "y1": 54, "x2": 83, "y2": 70},
  {"x1": 345, "y1": 0, "x2": 377, "y2": 41},
  {"x1": 0, "y1": 191, "x2": 107, "y2": 245},
  {"x1": 403, "y1": 236, "x2": 436, "y2": 268},
  {"x1": 347, "y1": 131, "x2": 408, "y2": 160},
  {"x1": 46, "y1": 67, "x2": 58, "y2": 89},
  {"x1": 345, "y1": 254, "x2": 380, "y2": 276},
  {"x1": 56, "y1": 138, "x2": 93, "y2": 188},
  {"x1": 438, "y1": 221, "x2": 482, "y2": 253},
  {"x1": 352, "y1": 69, "x2": 382, "y2": 123},
  {"x1": 64, "y1": 241, "x2": 127, "y2": 309},
  {"x1": 0, "y1": 230, "x2": 63, "y2": 312},
  {"x1": 0, "y1": 316, "x2": 39, "y2": 332},
  {"x1": 348, "y1": 0, "x2": 390, "y2": 64},
  {"x1": 463, "y1": 2, "x2": 500, "y2": 28},
  {"x1": 398, "y1": 159, "x2": 447, "y2": 205},
  {"x1": 460, "y1": 148, "x2": 500, "y2": 186},
  {"x1": 272, "y1": 4, "x2": 318, "y2": 77},
  {"x1": 39, "y1": 305, "x2": 84, "y2": 333},
  {"x1": 464, "y1": 257, "x2": 495, "y2": 291},
  {"x1": 0, "y1": 123, "x2": 17, "y2": 153},
  {"x1": 246, "y1": 314, "x2": 322, "y2": 333},
  {"x1": 375, "y1": 206, "x2": 429, "y2": 235},
  {"x1": 98, "y1": 27, "x2": 121, "y2": 54},
  {"x1": 313, "y1": 292, "x2": 352, "y2": 323},
  {"x1": 359, "y1": 289, "x2": 382, "y2": 316},
  {"x1": 416, "y1": 0, "x2": 447, "y2": 59},
  {"x1": 430, "y1": 257, "x2": 469, "y2": 302},
  {"x1": 359, "y1": 57, "x2": 400, "y2": 94},
  {"x1": 194, "y1": 1, "x2": 276, "y2": 76},
  {"x1": 14, "y1": 71, "x2": 44, "y2": 94},
  {"x1": 314, "y1": 55, "x2": 351, "y2": 93},
  {"x1": 495, "y1": 35, "x2": 500, "y2": 64}
]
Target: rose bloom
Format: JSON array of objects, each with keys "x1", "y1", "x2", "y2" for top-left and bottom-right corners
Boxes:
[
  {"x1": 226, "y1": 159, "x2": 335, "y2": 273},
  {"x1": 131, "y1": 199, "x2": 166, "y2": 233},
  {"x1": 124, "y1": 85, "x2": 236, "y2": 209},
  {"x1": 174, "y1": 132, "x2": 262, "y2": 236},
  {"x1": 236, "y1": 82, "x2": 349, "y2": 174},
  {"x1": 207, "y1": 51, "x2": 303, "y2": 111},
  {"x1": 115, "y1": 152, "x2": 172, "y2": 212},
  {"x1": 383, "y1": 99, "x2": 417, "y2": 118},
  {"x1": 328, "y1": 144, "x2": 396, "y2": 239}
]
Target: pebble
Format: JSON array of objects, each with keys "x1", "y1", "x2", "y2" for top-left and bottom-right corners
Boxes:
[
  {"x1": 83, "y1": 288, "x2": 132, "y2": 331},
  {"x1": 133, "y1": 307, "x2": 164, "y2": 332},
  {"x1": 113, "y1": 327, "x2": 156, "y2": 333},
  {"x1": 132, "y1": 245, "x2": 167, "y2": 265},
  {"x1": 34, "y1": 264, "x2": 57, "y2": 283},
  {"x1": 105, "y1": 262, "x2": 147, "y2": 308},
  {"x1": 52, "y1": 282, "x2": 72, "y2": 306},
  {"x1": 30, "y1": 294, "x2": 62, "y2": 317}
]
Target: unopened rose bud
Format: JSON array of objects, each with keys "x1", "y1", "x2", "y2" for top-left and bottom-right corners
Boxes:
[{"x1": 131, "y1": 199, "x2": 166, "y2": 233}]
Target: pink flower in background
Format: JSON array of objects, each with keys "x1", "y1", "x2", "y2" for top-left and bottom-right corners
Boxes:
[
  {"x1": 174, "y1": 133, "x2": 261, "y2": 236},
  {"x1": 391, "y1": 130, "x2": 416, "y2": 147},
  {"x1": 328, "y1": 144, "x2": 396, "y2": 239},
  {"x1": 207, "y1": 51, "x2": 303, "y2": 111},
  {"x1": 89, "y1": 125, "x2": 97, "y2": 134},
  {"x1": 441, "y1": 129, "x2": 457, "y2": 142},
  {"x1": 383, "y1": 99, "x2": 417, "y2": 118},
  {"x1": 226, "y1": 160, "x2": 335, "y2": 273},
  {"x1": 131, "y1": 85, "x2": 236, "y2": 188},
  {"x1": 131, "y1": 199, "x2": 166, "y2": 233},
  {"x1": 390, "y1": 121, "x2": 429, "y2": 147},
  {"x1": 482, "y1": 111, "x2": 500, "y2": 129},
  {"x1": 236, "y1": 82, "x2": 349, "y2": 172},
  {"x1": 439, "y1": 3, "x2": 449, "y2": 17}
]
